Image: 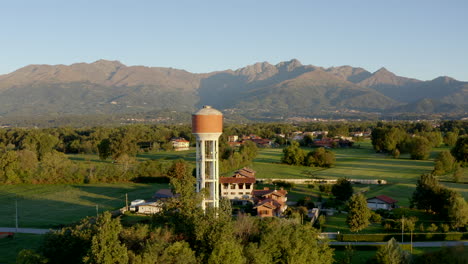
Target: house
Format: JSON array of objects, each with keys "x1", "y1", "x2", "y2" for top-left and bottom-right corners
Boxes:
[
  {"x1": 313, "y1": 138, "x2": 338, "y2": 148},
  {"x1": 367, "y1": 195, "x2": 398, "y2": 210},
  {"x1": 311, "y1": 131, "x2": 328, "y2": 137},
  {"x1": 252, "y1": 187, "x2": 288, "y2": 217},
  {"x1": 228, "y1": 135, "x2": 239, "y2": 142},
  {"x1": 136, "y1": 201, "x2": 163, "y2": 214},
  {"x1": 129, "y1": 199, "x2": 145, "y2": 212},
  {"x1": 170, "y1": 137, "x2": 190, "y2": 151},
  {"x1": 246, "y1": 138, "x2": 273, "y2": 147},
  {"x1": 220, "y1": 168, "x2": 256, "y2": 200}
]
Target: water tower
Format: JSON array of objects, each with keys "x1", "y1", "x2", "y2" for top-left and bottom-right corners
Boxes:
[{"x1": 192, "y1": 105, "x2": 223, "y2": 211}]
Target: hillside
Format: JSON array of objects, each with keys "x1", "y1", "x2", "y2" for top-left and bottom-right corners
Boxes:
[{"x1": 0, "y1": 59, "x2": 466, "y2": 121}]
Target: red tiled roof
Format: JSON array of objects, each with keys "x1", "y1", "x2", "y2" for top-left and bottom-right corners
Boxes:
[
  {"x1": 252, "y1": 189, "x2": 274, "y2": 197},
  {"x1": 370, "y1": 195, "x2": 398, "y2": 204},
  {"x1": 252, "y1": 189, "x2": 287, "y2": 198},
  {"x1": 220, "y1": 177, "x2": 256, "y2": 184},
  {"x1": 255, "y1": 198, "x2": 283, "y2": 209},
  {"x1": 235, "y1": 168, "x2": 256, "y2": 178}
]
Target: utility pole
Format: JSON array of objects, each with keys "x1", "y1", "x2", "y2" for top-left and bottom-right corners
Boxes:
[
  {"x1": 126, "y1": 193, "x2": 129, "y2": 211},
  {"x1": 410, "y1": 229, "x2": 413, "y2": 253},
  {"x1": 15, "y1": 196, "x2": 18, "y2": 232},
  {"x1": 401, "y1": 216, "x2": 404, "y2": 243}
]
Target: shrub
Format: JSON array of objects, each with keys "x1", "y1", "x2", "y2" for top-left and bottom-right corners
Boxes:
[
  {"x1": 370, "y1": 212, "x2": 382, "y2": 223},
  {"x1": 427, "y1": 223, "x2": 438, "y2": 232},
  {"x1": 440, "y1": 223, "x2": 450, "y2": 233},
  {"x1": 319, "y1": 184, "x2": 332, "y2": 193}
]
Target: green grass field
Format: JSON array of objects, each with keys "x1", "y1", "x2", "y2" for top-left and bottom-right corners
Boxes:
[
  {"x1": 0, "y1": 183, "x2": 168, "y2": 228},
  {"x1": 251, "y1": 142, "x2": 467, "y2": 207},
  {"x1": 0, "y1": 234, "x2": 43, "y2": 264}
]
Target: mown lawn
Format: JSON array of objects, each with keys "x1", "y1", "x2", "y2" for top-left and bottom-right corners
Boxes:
[
  {"x1": 0, "y1": 183, "x2": 168, "y2": 228},
  {"x1": 252, "y1": 142, "x2": 435, "y2": 184}
]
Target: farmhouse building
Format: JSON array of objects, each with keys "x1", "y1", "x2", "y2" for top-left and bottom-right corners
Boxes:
[
  {"x1": 367, "y1": 195, "x2": 398, "y2": 210},
  {"x1": 252, "y1": 187, "x2": 288, "y2": 217},
  {"x1": 220, "y1": 168, "x2": 256, "y2": 200},
  {"x1": 170, "y1": 137, "x2": 190, "y2": 151}
]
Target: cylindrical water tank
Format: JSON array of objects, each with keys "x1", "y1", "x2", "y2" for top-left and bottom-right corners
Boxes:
[{"x1": 192, "y1": 105, "x2": 223, "y2": 134}]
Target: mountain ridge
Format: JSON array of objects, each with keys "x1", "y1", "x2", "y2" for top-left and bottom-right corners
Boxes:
[{"x1": 0, "y1": 59, "x2": 466, "y2": 119}]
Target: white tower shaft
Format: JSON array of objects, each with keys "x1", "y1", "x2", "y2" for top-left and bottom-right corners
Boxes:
[{"x1": 195, "y1": 133, "x2": 221, "y2": 211}]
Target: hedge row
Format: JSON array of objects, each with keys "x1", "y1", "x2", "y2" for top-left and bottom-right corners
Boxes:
[
  {"x1": 331, "y1": 244, "x2": 412, "y2": 251},
  {"x1": 338, "y1": 232, "x2": 468, "y2": 242}
]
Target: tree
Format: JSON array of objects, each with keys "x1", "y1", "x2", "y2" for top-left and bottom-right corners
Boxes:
[
  {"x1": 419, "y1": 131, "x2": 443, "y2": 148},
  {"x1": 246, "y1": 220, "x2": 334, "y2": 264},
  {"x1": 239, "y1": 140, "x2": 258, "y2": 162},
  {"x1": 160, "y1": 241, "x2": 197, "y2": 264},
  {"x1": 445, "y1": 191, "x2": 468, "y2": 229},
  {"x1": 408, "y1": 136, "x2": 432, "y2": 160},
  {"x1": 371, "y1": 127, "x2": 406, "y2": 153},
  {"x1": 451, "y1": 136, "x2": 468, "y2": 166},
  {"x1": 309, "y1": 147, "x2": 336, "y2": 168},
  {"x1": 0, "y1": 150, "x2": 20, "y2": 184},
  {"x1": 375, "y1": 238, "x2": 411, "y2": 264},
  {"x1": 109, "y1": 129, "x2": 138, "y2": 160},
  {"x1": 332, "y1": 178, "x2": 353, "y2": 202},
  {"x1": 346, "y1": 193, "x2": 371, "y2": 232},
  {"x1": 208, "y1": 239, "x2": 246, "y2": 264},
  {"x1": 453, "y1": 164, "x2": 463, "y2": 183},
  {"x1": 16, "y1": 249, "x2": 48, "y2": 264},
  {"x1": 38, "y1": 151, "x2": 73, "y2": 183},
  {"x1": 281, "y1": 141, "x2": 306, "y2": 166},
  {"x1": 83, "y1": 212, "x2": 128, "y2": 264},
  {"x1": 410, "y1": 174, "x2": 441, "y2": 212},
  {"x1": 97, "y1": 139, "x2": 111, "y2": 160},
  {"x1": 433, "y1": 151, "x2": 455, "y2": 175},
  {"x1": 21, "y1": 132, "x2": 60, "y2": 160},
  {"x1": 443, "y1": 131, "x2": 459, "y2": 147}
]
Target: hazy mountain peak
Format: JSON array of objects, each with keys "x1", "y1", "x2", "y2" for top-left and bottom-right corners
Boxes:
[
  {"x1": 91, "y1": 59, "x2": 125, "y2": 68},
  {"x1": 276, "y1": 59, "x2": 303, "y2": 71},
  {"x1": 374, "y1": 67, "x2": 393, "y2": 75},
  {"x1": 432, "y1": 76, "x2": 456, "y2": 84},
  {"x1": 235, "y1": 61, "x2": 277, "y2": 79},
  {"x1": 325, "y1": 65, "x2": 372, "y2": 83}
]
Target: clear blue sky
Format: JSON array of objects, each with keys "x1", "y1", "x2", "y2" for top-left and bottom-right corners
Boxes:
[{"x1": 1, "y1": 0, "x2": 467, "y2": 81}]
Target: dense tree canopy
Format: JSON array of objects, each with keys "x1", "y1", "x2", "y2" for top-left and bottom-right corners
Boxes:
[
  {"x1": 433, "y1": 151, "x2": 455, "y2": 175},
  {"x1": 451, "y1": 136, "x2": 468, "y2": 166},
  {"x1": 281, "y1": 141, "x2": 306, "y2": 166},
  {"x1": 407, "y1": 136, "x2": 432, "y2": 160}
]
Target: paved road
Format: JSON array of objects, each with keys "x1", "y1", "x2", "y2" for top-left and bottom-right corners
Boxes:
[
  {"x1": 0, "y1": 227, "x2": 54, "y2": 234},
  {"x1": 330, "y1": 241, "x2": 468, "y2": 247}
]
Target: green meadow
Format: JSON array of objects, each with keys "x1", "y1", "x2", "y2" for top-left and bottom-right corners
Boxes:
[
  {"x1": 252, "y1": 141, "x2": 467, "y2": 207},
  {"x1": 0, "y1": 183, "x2": 167, "y2": 228}
]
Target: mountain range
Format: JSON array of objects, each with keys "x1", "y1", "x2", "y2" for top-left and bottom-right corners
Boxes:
[{"x1": 0, "y1": 59, "x2": 466, "y2": 121}]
